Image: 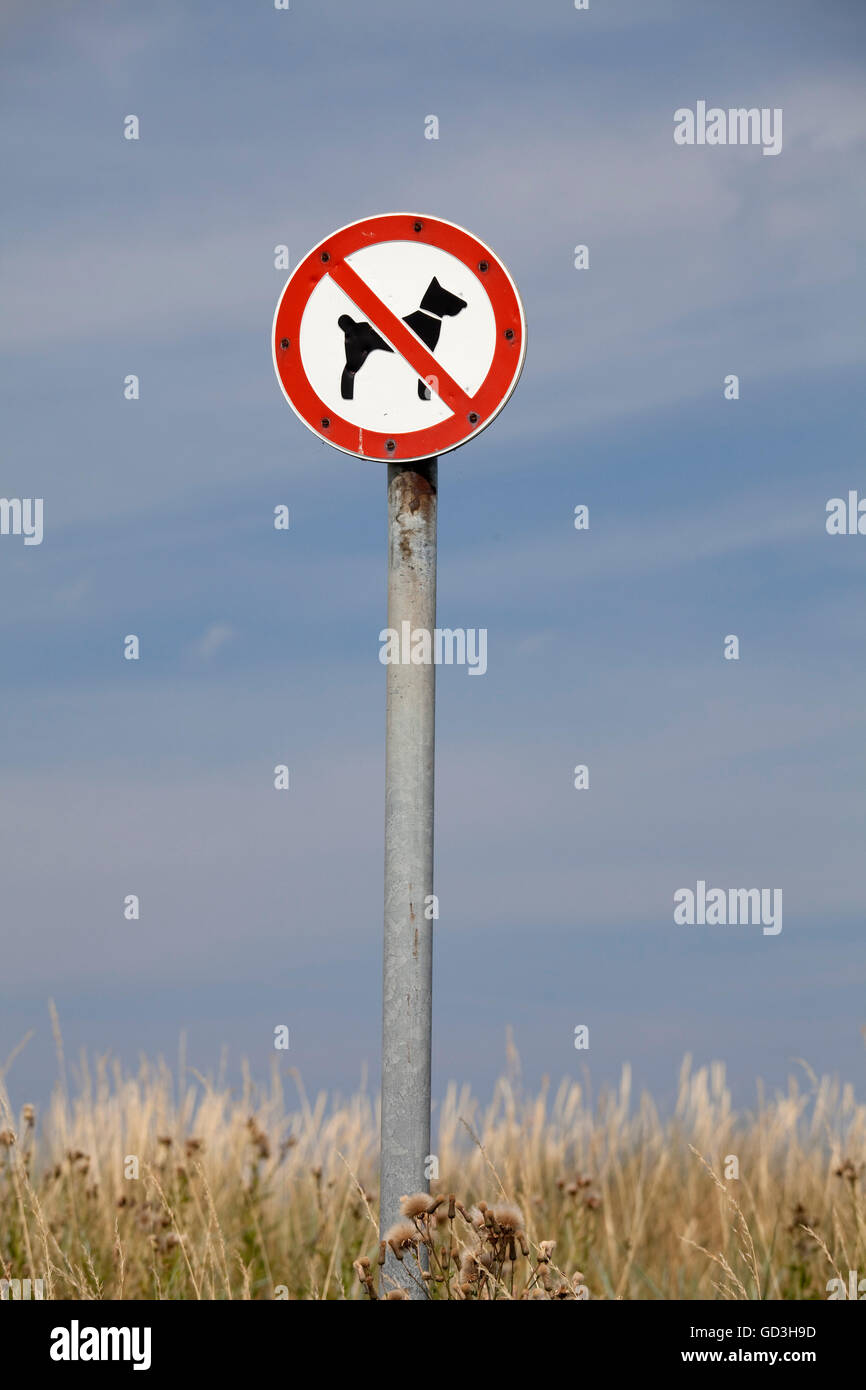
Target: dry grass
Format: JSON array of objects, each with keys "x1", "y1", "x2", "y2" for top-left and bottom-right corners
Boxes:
[{"x1": 1, "y1": 1034, "x2": 864, "y2": 1299}]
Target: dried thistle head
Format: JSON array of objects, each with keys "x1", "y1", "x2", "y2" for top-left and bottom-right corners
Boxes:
[
  {"x1": 246, "y1": 1119, "x2": 271, "y2": 1160},
  {"x1": 788, "y1": 1201, "x2": 813, "y2": 1235},
  {"x1": 834, "y1": 1159, "x2": 861, "y2": 1184},
  {"x1": 399, "y1": 1192, "x2": 436, "y2": 1218},
  {"x1": 538, "y1": 1240, "x2": 556, "y2": 1262},
  {"x1": 384, "y1": 1221, "x2": 419, "y2": 1259},
  {"x1": 21, "y1": 1105, "x2": 35, "y2": 1127},
  {"x1": 0, "y1": 1130, "x2": 15, "y2": 1148},
  {"x1": 493, "y1": 1203, "x2": 524, "y2": 1233}
]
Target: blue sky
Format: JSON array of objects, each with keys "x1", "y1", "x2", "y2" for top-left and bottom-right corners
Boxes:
[{"x1": 1, "y1": 0, "x2": 865, "y2": 1112}]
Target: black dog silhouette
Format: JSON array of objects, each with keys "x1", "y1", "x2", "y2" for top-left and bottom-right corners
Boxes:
[
  {"x1": 337, "y1": 316, "x2": 392, "y2": 401},
  {"x1": 403, "y1": 277, "x2": 468, "y2": 399},
  {"x1": 338, "y1": 277, "x2": 467, "y2": 401}
]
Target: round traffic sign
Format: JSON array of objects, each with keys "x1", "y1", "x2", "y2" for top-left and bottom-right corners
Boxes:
[{"x1": 272, "y1": 213, "x2": 526, "y2": 462}]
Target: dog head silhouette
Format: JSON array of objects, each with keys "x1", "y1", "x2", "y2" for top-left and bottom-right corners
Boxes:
[{"x1": 419, "y1": 276, "x2": 467, "y2": 318}]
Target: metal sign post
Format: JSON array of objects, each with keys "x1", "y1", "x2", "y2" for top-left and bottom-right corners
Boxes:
[
  {"x1": 380, "y1": 458, "x2": 437, "y2": 1295},
  {"x1": 272, "y1": 212, "x2": 524, "y2": 1300}
]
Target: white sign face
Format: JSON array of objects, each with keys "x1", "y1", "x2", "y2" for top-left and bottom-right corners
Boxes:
[
  {"x1": 272, "y1": 213, "x2": 526, "y2": 462},
  {"x1": 300, "y1": 242, "x2": 496, "y2": 434}
]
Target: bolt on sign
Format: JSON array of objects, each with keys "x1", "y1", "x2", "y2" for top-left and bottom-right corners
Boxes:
[{"x1": 272, "y1": 213, "x2": 526, "y2": 461}]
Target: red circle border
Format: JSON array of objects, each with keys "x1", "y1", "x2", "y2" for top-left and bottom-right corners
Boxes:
[{"x1": 272, "y1": 213, "x2": 525, "y2": 462}]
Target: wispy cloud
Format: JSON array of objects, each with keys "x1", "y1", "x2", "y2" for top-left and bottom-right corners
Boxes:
[{"x1": 191, "y1": 622, "x2": 235, "y2": 660}]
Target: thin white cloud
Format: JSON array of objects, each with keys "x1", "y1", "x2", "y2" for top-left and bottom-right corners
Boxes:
[{"x1": 191, "y1": 622, "x2": 235, "y2": 659}]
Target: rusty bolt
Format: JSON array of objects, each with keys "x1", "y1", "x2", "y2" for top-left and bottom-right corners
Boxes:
[
  {"x1": 321, "y1": 418, "x2": 330, "y2": 428},
  {"x1": 385, "y1": 440, "x2": 396, "y2": 452},
  {"x1": 478, "y1": 261, "x2": 489, "y2": 272},
  {"x1": 413, "y1": 221, "x2": 423, "y2": 232},
  {"x1": 505, "y1": 328, "x2": 515, "y2": 341},
  {"x1": 468, "y1": 412, "x2": 479, "y2": 424},
  {"x1": 320, "y1": 251, "x2": 330, "y2": 262},
  {"x1": 279, "y1": 338, "x2": 290, "y2": 350}
]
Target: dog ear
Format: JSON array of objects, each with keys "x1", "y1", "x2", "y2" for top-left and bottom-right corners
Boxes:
[{"x1": 427, "y1": 276, "x2": 441, "y2": 295}]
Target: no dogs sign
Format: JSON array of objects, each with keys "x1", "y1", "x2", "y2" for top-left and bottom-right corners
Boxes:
[{"x1": 272, "y1": 213, "x2": 526, "y2": 461}]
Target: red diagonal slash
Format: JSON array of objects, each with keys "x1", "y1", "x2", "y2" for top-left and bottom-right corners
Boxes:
[{"x1": 328, "y1": 260, "x2": 475, "y2": 418}]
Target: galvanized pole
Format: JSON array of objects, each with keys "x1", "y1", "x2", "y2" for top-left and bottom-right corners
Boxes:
[{"x1": 380, "y1": 457, "x2": 437, "y2": 1299}]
